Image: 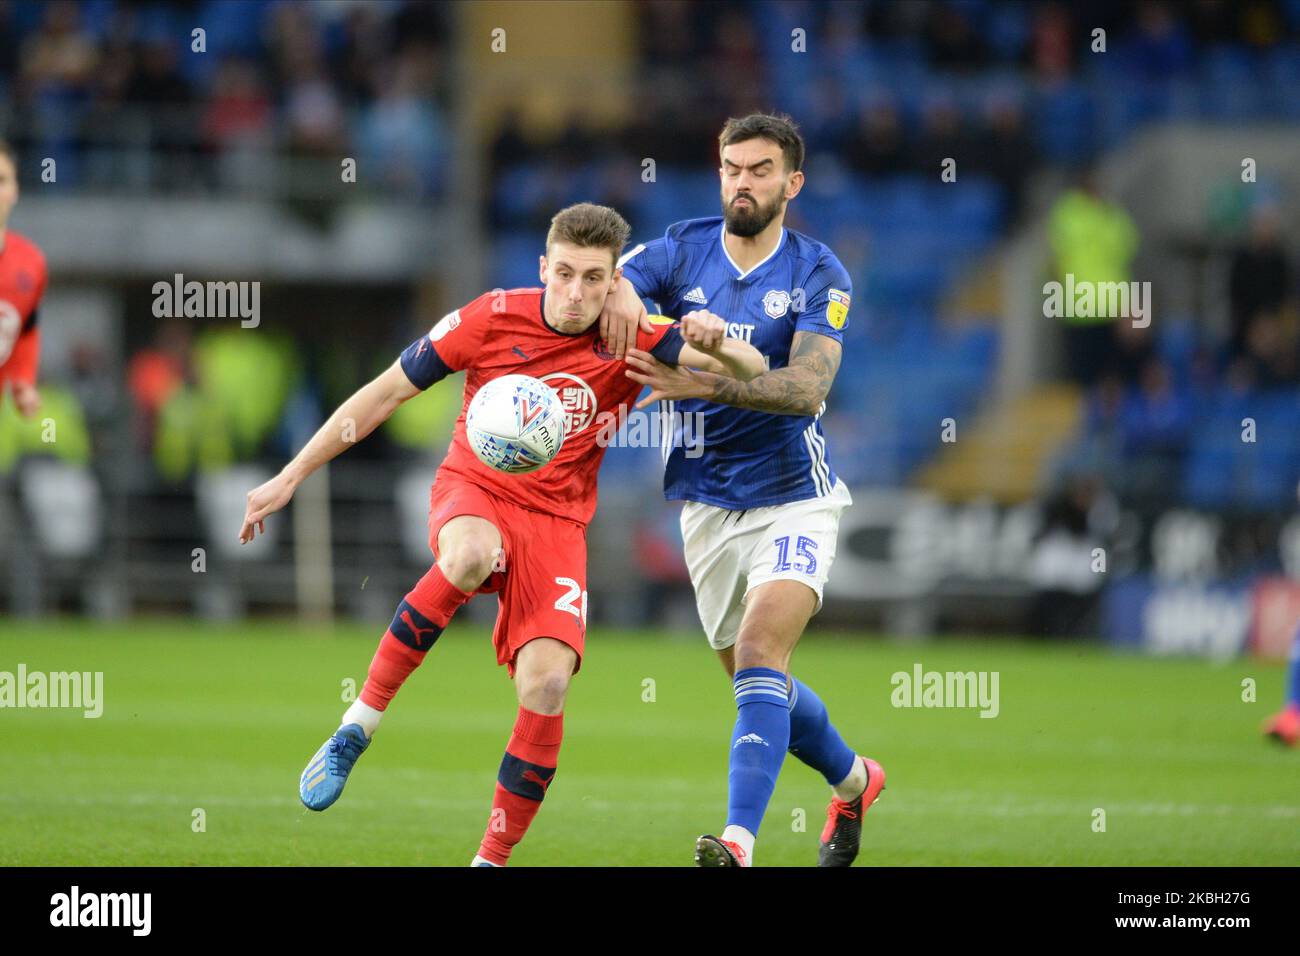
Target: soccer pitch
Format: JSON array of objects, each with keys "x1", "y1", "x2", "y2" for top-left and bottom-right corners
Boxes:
[{"x1": 1, "y1": 620, "x2": 1295, "y2": 866}]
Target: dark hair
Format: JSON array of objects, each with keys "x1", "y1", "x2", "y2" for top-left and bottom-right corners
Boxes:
[
  {"x1": 546, "y1": 202, "x2": 632, "y2": 267},
  {"x1": 0, "y1": 139, "x2": 17, "y2": 171},
  {"x1": 718, "y1": 112, "x2": 805, "y2": 174}
]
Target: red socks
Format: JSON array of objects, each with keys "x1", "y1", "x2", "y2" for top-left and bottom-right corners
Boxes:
[
  {"x1": 355, "y1": 566, "x2": 565, "y2": 866},
  {"x1": 477, "y1": 707, "x2": 564, "y2": 866},
  {"x1": 359, "y1": 565, "x2": 472, "y2": 710}
]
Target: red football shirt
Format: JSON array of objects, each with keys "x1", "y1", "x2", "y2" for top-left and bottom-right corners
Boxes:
[
  {"x1": 399, "y1": 288, "x2": 684, "y2": 527},
  {"x1": 0, "y1": 230, "x2": 49, "y2": 387}
]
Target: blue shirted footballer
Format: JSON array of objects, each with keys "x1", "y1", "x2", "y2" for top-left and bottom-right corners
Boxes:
[
  {"x1": 618, "y1": 215, "x2": 850, "y2": 506},
  {"x1": 610, "y1": 113, "x2": 886, "y2": 869}
]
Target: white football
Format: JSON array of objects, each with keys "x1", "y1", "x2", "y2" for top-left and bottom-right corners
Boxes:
[{"x1": 465, "y1": 374, "x2": 567, "y2": 474}]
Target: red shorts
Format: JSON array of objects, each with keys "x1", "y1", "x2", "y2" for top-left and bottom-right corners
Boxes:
[{"x1": 428, "y1": 477, "x2": 588, "y2": 676}]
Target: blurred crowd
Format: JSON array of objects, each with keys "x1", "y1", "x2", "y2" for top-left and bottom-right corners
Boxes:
[
  {"x1": 491, "y1": 0, "x2": 1300, "y2": 228},
  {"x1": 3, "y1": 0, "x2": 1300, "y2": 614},
  {"x1": 1049, "y1": 177, "x2": 1297, "y2": 512},
  {"x1": 0, "y1": 0, "x2": 451, "y2": 197}
]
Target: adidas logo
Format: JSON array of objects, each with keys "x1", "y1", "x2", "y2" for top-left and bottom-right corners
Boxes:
[
  {"x1": 683, "y1": 287, "x2": 708, "y2": 305},
  {"x1": 733, "y1": 733, "x2": 770, "y2": 748}
]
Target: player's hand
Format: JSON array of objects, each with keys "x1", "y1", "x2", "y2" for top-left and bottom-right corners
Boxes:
[
  {"x1": 599, "y1": 278, "x2": 654, "y2": 360},
  {"x1": 239, "y1": 472, "x2": 297, "y2": 544},
  {"x1": 680, "y1": 310, "x2": 727, "y2": 352},
  {"x1": 625, "y1": 348, "x2": 708, "y2": 409},
  {"x1": 11, "y1": 382, "x2": 40, "y2": 418}
]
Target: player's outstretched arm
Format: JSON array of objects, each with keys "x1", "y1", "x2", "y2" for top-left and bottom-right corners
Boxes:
[
  {"x1": 239, "y1": 360, "x2": 420, "y2": 543},
  {"x1": 673, "y1": 310, "x2": 765, "y2": 381},
  {"x1": 626, "y1": 330, "x2": 839, "y2": 416}
]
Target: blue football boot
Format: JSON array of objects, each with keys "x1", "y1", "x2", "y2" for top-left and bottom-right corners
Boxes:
[{"x1": 299, "y1": 723, "x2": 370, "y2": 810}]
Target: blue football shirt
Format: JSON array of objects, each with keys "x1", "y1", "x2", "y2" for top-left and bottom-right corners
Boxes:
[{"x1": 618, "y1": 216, "x2": 852, "y2": 509}]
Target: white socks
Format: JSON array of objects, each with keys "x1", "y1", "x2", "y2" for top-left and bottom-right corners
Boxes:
[
  {"x1": 471, "y1": 855, "x2": 501, "y2": 867},
  {"x1": 832, "y1": 756, "x2": 868, "y2": 803},
  {"x1": 721, "y1": 825, "x2": 755, "y2": 866},
  {"x1": 341, "y1": 700, "x2": 384, "y2": 738}
]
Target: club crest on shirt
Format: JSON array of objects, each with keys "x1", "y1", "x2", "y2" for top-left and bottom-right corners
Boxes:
[
  {"x1": 763, "y1": 290, "x2": 791, "y2": 319},
  {"x1": 16, "y1": 271, "x2": 34, "y2": 293},
  {"x1": 540, "y1": 372, "x2": 597, "y2": 435},
  {"x1": 827, "y1": 289, "x2": 850, "y2": 330},
  {"x1": 0, "y1": 300, "x2": 23, "y2": 363}
]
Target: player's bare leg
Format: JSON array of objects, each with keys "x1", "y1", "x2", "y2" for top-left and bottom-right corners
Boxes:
[
  {"x1": 299, "y1": 515, "x2": 499, "y2": 811},
  {"x1": 698, "y1": 581, "x2": 883, "y2": 866},
  {"x1": 473, "y1": 637, "x2": 576, "y2": 866},
  {"x1": 513, "y1": 636, "x2": 578, "y2": 715}
]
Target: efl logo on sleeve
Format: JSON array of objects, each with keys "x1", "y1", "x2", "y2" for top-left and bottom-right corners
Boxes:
[
  {"x1": 827, "y1": 290, "x2": 850, "y2": 330},
  {"x1": 430, "y1": 310, "x2": 461, "y2": 341}
]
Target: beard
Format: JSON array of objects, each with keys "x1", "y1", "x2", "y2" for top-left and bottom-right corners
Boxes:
[{"x1": 722, "y1": 191, "x2": 783, "y2": 237}]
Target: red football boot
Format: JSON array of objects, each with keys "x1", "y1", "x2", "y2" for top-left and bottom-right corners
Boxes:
[
  {"x1": 1263, "y1": 705, "x2": 1299, "y2": 748},
  {"x1": 818, "y1": 756, "x2": 886, "y2": 867}
]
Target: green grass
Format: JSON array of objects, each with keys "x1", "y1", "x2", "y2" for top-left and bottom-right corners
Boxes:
[{"x1": 0, "y1": 619, "x2": 1296, "y2": 866}]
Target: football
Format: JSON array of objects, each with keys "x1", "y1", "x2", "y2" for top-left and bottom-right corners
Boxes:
[{"x1": 465, "y1": 373, "x2": 567, "y2": 474}]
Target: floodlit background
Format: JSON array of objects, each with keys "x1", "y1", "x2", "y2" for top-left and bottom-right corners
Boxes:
[{"x1": 1, "y1": 0, "x2": 1298, "y2": 866}]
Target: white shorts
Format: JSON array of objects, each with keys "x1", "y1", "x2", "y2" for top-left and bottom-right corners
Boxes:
[{"x1": 680, "y1": 480, "x2": 853, "y2": 650}]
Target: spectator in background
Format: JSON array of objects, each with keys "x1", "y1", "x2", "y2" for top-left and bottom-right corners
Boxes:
[
  {"x1": 1030, "y1": 2, "x2": 1075, "y2": 81},
  {"x1": 125, "y1": 37, "x2": 198, "y2": 191},
  {"x1": 19, "y1": 1, "x2": 98, "y2": 101},
  {"x1": 802, "y1": 75, "x2": 853, "y2": 156},
  {"x1": 203, "y1": 59, "x2": 273, "y2": 153},
  {"x1": 1127, "y1": 1, "x2": 1196, "y2": 79},
  {"x1": 1028, "y1": 474, "x2": 1115, "y2": 637},
  {"x1": 973, "y1": 91, "x2": 1036, "y2": 218},
  {"x1": 923, "y1": 0, "x2": 988, "y2": 71},
  {"x1": 1228, "y1": 311, "x2": 1300, "y2": 391},
  {"x1": 1105, "y1": 319, "x2": 1156, "y2": 387},
  {"x1": 357, "y1": 51, "x2": 448, "y2": 199},
  {"x1": 1057, "y1": 374, "x2": 1125, "y2": 490},
  {"x1": 0, "y1": 0, "x2": 21, "y2": 83},
  {"x1": 67, "y1": 340, "x2": 117, "y2": 459},
  {"x1": 283, "y1": 57, "x2": 345, "y2": 158},
  {"x1": 843, "y1": 96, "x2": 907, "y2": 178},
  {"x1": 712, "y1": 8, "x2": 766, "y2": 107},
  {"x1": 488, "y1": 107, "x2": 532, "y2": 181},
  {"x1": 914, "y1": 93, "x2": 971, "y2": 178},
  {"x1": 1227, "y1": 202, "x2": 1290, "y2": 361},
  {"x1": 127, "y1": 319, "x2": 191, "y2": 453},
  {"x1": 77, "y1": 25, "x2": 134, "y2": 190},
  {"x1": 1119, "y1": 358, "x2": 1191, "y2": 506},
  {"x1": 334, "y1": 3, "x2": 389, "y2": 105},
  {"x1": 1048, "y1": 168, "x2": 1140, "y2": 385}
]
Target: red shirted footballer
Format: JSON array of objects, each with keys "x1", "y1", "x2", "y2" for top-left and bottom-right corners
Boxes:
[
  {"x1": 0, "y1": 141, "x2": 49, "y2": 419},
  {"x1": 239, "y1": 203, "x2": 764, "y2": 866}
]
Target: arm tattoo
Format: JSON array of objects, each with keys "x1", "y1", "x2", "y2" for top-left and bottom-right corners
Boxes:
[{"x1": 696, "y1": 331, "x2": 841, "y2": 416}]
